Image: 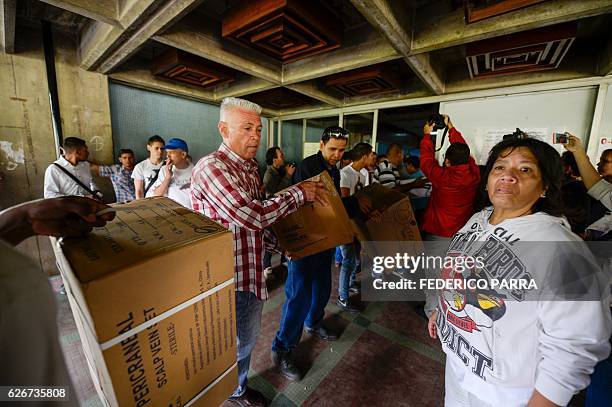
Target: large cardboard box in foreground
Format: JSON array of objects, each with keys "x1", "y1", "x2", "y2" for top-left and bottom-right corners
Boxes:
[
  {"x1": 353, "y1": 184, "x2": 423, "y2": 256},
  {"x1": 52, "y1": 197, "x2": 237, "y2": 407},
  {"x1": 273, "y1": 171, "x2": 353, "y2": 259}
]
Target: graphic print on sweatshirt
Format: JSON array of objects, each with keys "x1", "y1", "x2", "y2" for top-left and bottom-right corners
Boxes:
[{"x1": 435, "y1": 224, "x2": 533, "y2": 381}]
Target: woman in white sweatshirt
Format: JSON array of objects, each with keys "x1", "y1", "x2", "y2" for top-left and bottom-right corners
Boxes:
[{"x1": 427, "y1": 137, "x2": 611, "y2": 407}]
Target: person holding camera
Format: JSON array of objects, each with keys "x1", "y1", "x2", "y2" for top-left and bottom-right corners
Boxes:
[
  {"x1": 263, "y1": 147, "x2": 296, "y2": 197},
  {"x1": 420, "y1": 115, "x2": 480, "y2": 242},
  {"x1": 262, "y1": 147, "x2": 296, "y2": 277},
  {"x1": 564, "y1": 135, "x2": 612, "y2": 212}
]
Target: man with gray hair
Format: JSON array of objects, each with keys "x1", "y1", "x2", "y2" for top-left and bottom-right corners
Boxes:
[{"x1": 191, "y1": 97, "x2": 326, "y2": 407}]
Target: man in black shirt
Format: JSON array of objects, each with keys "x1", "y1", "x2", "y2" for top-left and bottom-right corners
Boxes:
[{"x1": 271, "y1": 126, "x2": 372, "y2": 381}]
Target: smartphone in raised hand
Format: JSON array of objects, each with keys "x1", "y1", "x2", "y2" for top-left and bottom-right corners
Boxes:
[{"x1": 553, "y1": 132, "x2": 568, "y2": 144}]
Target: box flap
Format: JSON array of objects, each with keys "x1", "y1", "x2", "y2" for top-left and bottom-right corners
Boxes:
[
  {"x1": 61, "y1": 197, "x2": 228, "y2": 283},
  {"x1": 355, "y1": 183, "x2": 406, "y2": 211}
]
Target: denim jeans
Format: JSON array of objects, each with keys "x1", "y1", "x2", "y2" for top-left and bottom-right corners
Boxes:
[
  {"x1": 335, "y1": 246, "x2": 343, "y2": 265},
  {"x1": 231, "y1": 291, "x2": 264, "y2": 398},
  {"x1": 338, "y1": 242, "x2": 358, "y2": 300},
  {"x1": 272, "y1": 250, "x2": 333, "y2": 353}
]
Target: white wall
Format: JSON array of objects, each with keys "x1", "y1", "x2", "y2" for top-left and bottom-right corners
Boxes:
[
  {"x1": 594, "y1": 85, "x2": 612, "y2": 161},
  {"x1": 439, "y1": 87, "x2": 598, "y2": 164}
]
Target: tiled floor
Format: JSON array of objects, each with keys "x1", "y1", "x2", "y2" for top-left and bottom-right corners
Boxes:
[{"x1": 52, "y1": 265, "x2": 586, "y2": 406}]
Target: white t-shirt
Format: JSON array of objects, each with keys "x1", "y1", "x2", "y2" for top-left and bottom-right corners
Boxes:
[
  {"x1": 360, "y1": 168, "x2": 371, "y2": 187},
  {"x1": 340, "y1": 165, "x2": 366, "y2": 196},
  {"x1": 44, "y1": 157, "x2": 98, "y2": 198},
  {"x1": 152, "y1": 163, "x2": 194, "y2": 208},
  {"x1": 132, "y1": 159, "x2": 163, "y2": 197}
]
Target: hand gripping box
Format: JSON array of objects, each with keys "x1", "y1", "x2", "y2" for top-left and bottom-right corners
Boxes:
[
  {"x1": 272, "y1": 171, "x2": 354, "y2": 259},
  {"x1": 52, "y1": 197, "x2": 237, "y2": 407}
]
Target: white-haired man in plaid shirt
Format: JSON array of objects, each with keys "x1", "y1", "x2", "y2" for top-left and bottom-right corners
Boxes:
[{"x1": 191, "y1": 97, "x2": 325, "y2": 407}]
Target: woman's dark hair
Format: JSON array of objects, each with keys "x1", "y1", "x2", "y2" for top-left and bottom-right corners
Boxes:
[{"x1": 476, "y1": 138, "x2": 564, "y2": 217}]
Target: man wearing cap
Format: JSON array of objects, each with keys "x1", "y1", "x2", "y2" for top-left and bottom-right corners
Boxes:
[{"x1": 151, "y1": 138, "x2": 193, "y2": 208}]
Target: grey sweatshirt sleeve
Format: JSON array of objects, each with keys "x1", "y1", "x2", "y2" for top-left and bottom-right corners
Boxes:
[
  {"x1": 535, "y1": 298, "x2": 611, "y2": 405},
  {"x1": 587, "y1": 179, "x2": 612, "y2": 211}
]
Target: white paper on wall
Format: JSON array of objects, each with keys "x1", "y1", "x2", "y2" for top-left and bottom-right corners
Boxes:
[
  {"x1": 303, "y1": 142, "x2": 320, "y2": 158},
  {"x1": 596, "y1": 136, "x2": 612, "y2": 160},
  {"x1": 475, "y1": 128, "x2": 551, "y2": 164}
]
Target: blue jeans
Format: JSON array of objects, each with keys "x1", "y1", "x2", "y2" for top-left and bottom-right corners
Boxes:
[
  {"x1": 338, "y1": 242, "x2": 359, "y2": 300},
  {"x1": 231, "y1": 291, "x2": 264, "y2": 398},
  {"x1": 272, "y1": 250, "x2": 333, "y2": 353},
  {"x1": 335, "y1": 246, "x2": 343, "y2": 265}
]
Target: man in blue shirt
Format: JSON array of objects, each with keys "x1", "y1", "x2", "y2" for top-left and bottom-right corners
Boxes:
[{"x1": 403, "y1": 155, "x2": 425, "y2": 179}]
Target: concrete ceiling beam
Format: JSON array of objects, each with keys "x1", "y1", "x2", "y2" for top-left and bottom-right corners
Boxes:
[
  {"x1": 155, "y1": 14, "x2": 282, "y2": 84},
  {"x1": 96, "y1": 0, "x2": 203, "y2": 74},
  {"x1": 412, "y1": 0, "x2": 612, "y2": 54},
  {"x1": 38, "y1": 0, "x2": 118, "y2": 26},
  {"x1": 350, "y1": 0, "x2": 444, "y2": 94},
  {"x1": 79, "y1": 0, "x2": 159, "y2": 70},
  {"x1": 285, "y1": 82, "x2": 344, "y2": 107},
  {"x1": 214, "y1": 78, "x2": 279, "y2": 100},
  {"x1": 282, "y1": 28, "x2": 400, "y2": 85}
]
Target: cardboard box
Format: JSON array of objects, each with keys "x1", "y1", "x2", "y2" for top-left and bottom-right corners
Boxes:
[
  {"x1": 353, "y1": 183, "x2": 423, "y2": 256},
  {"x1": 52, "y1": 197, "x2": 237, "y2": 407},
  {"x1": 272, "y1": 171, "x2": 353, "y2": 259}
]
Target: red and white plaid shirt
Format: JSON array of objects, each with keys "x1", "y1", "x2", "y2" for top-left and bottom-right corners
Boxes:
[{"x1": 191, "y1": 143, "x2": 305, "y2": 300}]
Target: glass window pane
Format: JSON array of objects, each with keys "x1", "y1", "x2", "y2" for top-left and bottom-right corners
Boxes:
[
  {"x1": 343, "y1": 113, "x2": 374, "y2": 149},
  {"x1": 376, "y1": 104, "x2": 439, "y2": 156},
  {"x1": 280, "y1": 119, "x2": 303, "y2": 164},
  {"x1": 305, "y1": 116, "x2": 339, "y2": 143},
  {"x1": 303, "y1": 116, "x2": 339, "y2": 159}
]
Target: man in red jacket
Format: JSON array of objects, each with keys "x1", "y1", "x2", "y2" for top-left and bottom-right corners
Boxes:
[{"x1": 420, "y1": 115, "x2": 480, "y2": 240}]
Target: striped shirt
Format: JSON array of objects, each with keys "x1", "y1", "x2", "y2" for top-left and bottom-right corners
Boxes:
[
  {"x1": 373, "y1": 159, "x2": 400, "y2": 188},
  {"x1": 98, "y1": 164, "x2": 135, "y2": 203},
  {"x1": 191, "y1": 143, "x2": 305, "y2": 300}
]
